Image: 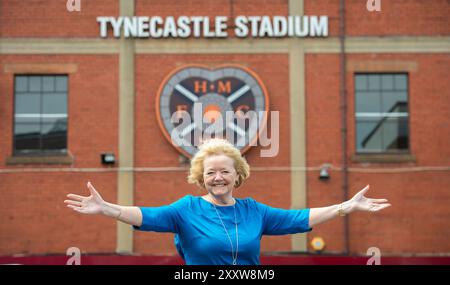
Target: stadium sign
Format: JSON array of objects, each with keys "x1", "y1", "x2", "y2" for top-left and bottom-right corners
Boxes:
[{"x1": 97, "y1": 16, "x2": 328, "y2": 38}]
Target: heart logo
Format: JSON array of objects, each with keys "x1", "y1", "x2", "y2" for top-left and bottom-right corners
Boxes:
[{"x1": 156, "y1": 64, "x2": 269, "y2": 158}]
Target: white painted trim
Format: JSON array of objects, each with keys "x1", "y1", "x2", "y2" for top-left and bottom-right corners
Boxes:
[
  {"x1": 15, "y1": 114, "x2": 67, "y2": 118},
  {"x1": 2, "y1": 37, "x2": 448, "y2": 54},
  {"x1": 116, "y1": 0, "x2": 135, "y2": 255},
  {"x1": 0, "y1": 38, "x2": 119, "y2": 54},
  {"x1": 289, "y1": 0, "x2": 307, "y2": 253},
  {"x1": 355, "y1": 112, "x2": 409, "y2": 118}
]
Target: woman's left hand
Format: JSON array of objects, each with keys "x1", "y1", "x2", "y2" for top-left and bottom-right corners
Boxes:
[{"x1": 349, "y1": 185, "x2": 391, "y2": 213}]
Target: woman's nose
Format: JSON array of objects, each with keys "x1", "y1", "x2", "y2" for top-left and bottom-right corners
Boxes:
[{"x1": 213, "y1": 172, "x2": 224, "y2": 180}]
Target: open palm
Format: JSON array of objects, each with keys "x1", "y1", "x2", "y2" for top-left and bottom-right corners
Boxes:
[
  {"x1": 350, "y1": 185, "x2": 391, "y2": 212},
  {"x1": 64, "y1": 182, "x2": 105, "y2": 215}
]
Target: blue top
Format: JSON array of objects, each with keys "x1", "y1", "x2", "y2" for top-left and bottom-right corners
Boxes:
[{"x1": 134, "y1": 195, "x2": 312, "y2": 265}]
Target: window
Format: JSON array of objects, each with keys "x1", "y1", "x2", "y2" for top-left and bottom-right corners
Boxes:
[
  {"x1": 354, "y1": 73, "x2": 409, "y2": 153},
  {"x1": 13, "y1": 75, "x2": 68, "y2": 155}
]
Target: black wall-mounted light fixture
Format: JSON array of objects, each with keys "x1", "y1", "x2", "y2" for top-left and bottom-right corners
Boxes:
[
  {"x1": 319, "y1": 164, "x2": 331, "y2": 180},
  {"x1": 101, "y1": 153, "x2": 116, "y2": 165}
]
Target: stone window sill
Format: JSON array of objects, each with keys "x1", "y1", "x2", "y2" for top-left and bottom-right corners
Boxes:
[
  {"x1": 351, "y1": 153, "x2": 416, "y2": 163},
  {"x1": 6, "y1": 154, "x2": 74, "y2": 165}
]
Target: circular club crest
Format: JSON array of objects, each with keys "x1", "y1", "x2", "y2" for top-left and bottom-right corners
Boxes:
[{"x1": 156, "y1": 64, "x2": 269, "y2": 158}]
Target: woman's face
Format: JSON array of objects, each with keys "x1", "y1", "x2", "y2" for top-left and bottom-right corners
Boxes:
[{"x1": 203, "y1": 154, "x2": 238, "y2": 197}]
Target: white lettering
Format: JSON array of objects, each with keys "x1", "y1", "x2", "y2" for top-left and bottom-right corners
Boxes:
[
  {"x1": 96, "y1": 16, "x2": 329, "y2": 39},
  {"x1": 97, "y1": 17, "x2": 110, "y2": 38},
  {"x1": 66, "y1": 247, "x2": 81, "y2": 265},
  {"x1": 66, "y1": 0, "x2": 81, "y2": 12},
  {"x1": 215, "y1": 16, "x2": 228, "y2": 38},
  {"x1": 259, "y1": 111, "x2": 279, "y2": 157},
  {"x1": 203, "y1": 17, "x2": 215, "y2": 38},
  {"x1": 163, "y1": 16, "x2": 178, "y2": 38},
  {"x1": 310, "y1": 16, "x2": 328, "y2": 37},
  {"x1": 366, "y1": 247, "x2": 382, "y2": 265},
  {"x1": 177, "y1": 16, "x2": 191, "y2": 38},
  {"x1": 170, "y1": 103, "x2": 280, "y2": 157},
  {"x1": 367, "y1": 0, "x2": 381, "y2": 12},
  {"x1": 295, "y1": 16, "x2": 309, "y2": 37},
  {"x1": 150, "y1": 16, "x2": 163, "y2": 38},
  {"x1": 138, "y1": 17, "x2": 150, "y2": 37},
  {"x1": 110, "y1": 17, "x2": 124, "y2": 38},
  {"x1": 174, "y1": 269, "x2": 208, "y2": 282},
  {"x1": 259, "y1": 16, "x2": 273, "y2": 37},
  {"x1": 248, "y1": 16, "x2": 261, "y2": 37},
  {"x1": 234, "y1": 16, "x2": 248, "y2": 37},
  {"x1": 191, "y1": 17, "x2": 203, "y2": 38},
  {"x1": 273, "y1": 16, "x2": 287, "y2": 37},
  {"x1": 123, "y1": 17, "x2": 138, "y2": 38},
  {"x1": 171, "y1": 111, "x2": 192, "y2": 147},
  {"x1": 287, "y1": 16, "x2": 294, "y2": 37}
]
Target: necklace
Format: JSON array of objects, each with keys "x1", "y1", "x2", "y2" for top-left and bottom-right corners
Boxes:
[{"x1": 212, "y1": 199, "x2": 239, "y2": 265}]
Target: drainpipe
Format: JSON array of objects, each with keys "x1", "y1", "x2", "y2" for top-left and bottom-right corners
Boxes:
[{"x1": 339, "y1": 0, "x2": 350, "y2": 255}]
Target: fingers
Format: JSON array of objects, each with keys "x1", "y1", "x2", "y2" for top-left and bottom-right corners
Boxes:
[
  {"x1": 360, "y1": 184, "x2": 370, "y2": 194},
  {"x1": 66, "y1": 204, "x2": 77, "y2": 210},
  {"x1": 370, "y1": 198, "x2": 388, "y2": 203},
  {"x1": 64, "y1": 200, "x2": 82, "y2": 207},
  {"x1": 382, "y1": 203, "x2": 391, "y2": 209},
  {"x1": 67, "y1": 204, "x2": 84, "y2": 213},
  {"x1": 370, "y1": 203, "x2": 391, "y2": 212},
  {"x1": 66, "y1": 194, "x2": 86, "y2": 201},
  {"x1": 354, "y1": 184, "x2": 370, "y2": 198},
  {"x1": 87, "y1": 181, "x2": 99, "y2": 196}
]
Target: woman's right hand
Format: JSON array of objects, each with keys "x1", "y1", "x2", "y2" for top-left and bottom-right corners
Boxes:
[{"x1": 65, "y1": 182, "x2": 105, "y2": 215}]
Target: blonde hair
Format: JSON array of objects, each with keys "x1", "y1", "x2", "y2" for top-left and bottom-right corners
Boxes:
[{"x1": 187, "y1": 139, "x2": 250, "y2": 189}]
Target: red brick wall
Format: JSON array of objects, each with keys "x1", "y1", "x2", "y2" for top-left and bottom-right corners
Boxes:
[
  {"x1": 134, "y1": 54, "x2": 292, "y2": 254},
  {"x1": 136, "y1": 0, "x2": 288, "y2": 18},
  {"x1": 305, "y1": 54, "x2": 346, "y2": 252},
  {"x1": 2, "y1": 0, "x2": 448, "y2": 38},
  {"x1": 0, "y1": 55, "x2": 119, "y2": 255},
  {"x1": 0, "y1": 173, "x2": 117, "y2": 255},
  {"x1": 347, "y1": 172, "x2": 450, "y2": 254},
  {"x1": 1, "y1": 0, "x2": 449, "y2": 257},
  {"x1": 306, "y1": 53, "x2": 450, "y2": 254},
  {"x1": 135, "y1": 0, "x2": 288, "y2": 38},
  {"x1": 0, "y1": 55, "x2": 119, "y2": 166},
  {"x1": 0, "y1": 0, "x2": 118, "y2": 38},
  {"x1": 305, "y1": 0, "x2": 450, "y2": 36}
]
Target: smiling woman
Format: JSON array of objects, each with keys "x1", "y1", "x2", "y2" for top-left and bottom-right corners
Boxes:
[
  {"x1": 187, "y1": 139, "x2": 249, "y2": 205},
  {"x1": 64, "y1": 138, "x2": 390, "y2": 265},
  {"x1": 200, "y1": 155, "x2": 239, "y2": 204}
]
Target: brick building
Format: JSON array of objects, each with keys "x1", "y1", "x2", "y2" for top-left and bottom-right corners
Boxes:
[{"x1": 0, "y1": 0, "x2": 449, "y2": 261}]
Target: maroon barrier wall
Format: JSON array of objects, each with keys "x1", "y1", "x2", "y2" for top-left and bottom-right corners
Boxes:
[{"x1": 1, "y1": 255, "x2": 449, "y2": 265}]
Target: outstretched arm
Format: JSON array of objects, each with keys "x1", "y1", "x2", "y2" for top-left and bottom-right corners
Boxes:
[
  {"x1": 309, "y1": 185, "x2": 391, "y2": 227},
  {"x1": 64, "y1": 182, "x2": 142, "y2": 227}
]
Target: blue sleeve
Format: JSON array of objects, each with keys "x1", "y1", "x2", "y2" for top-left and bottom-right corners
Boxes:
[
  {"x1": 256, "y1": 201, "x2": 312, "y2": 235},
  {"x1": 133, "y1": 196, "x2": 188, "y2": 233}
]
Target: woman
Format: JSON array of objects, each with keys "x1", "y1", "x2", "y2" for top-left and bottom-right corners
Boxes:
[{"x1": 65, "y1": 139, "x2": 391, "y2": 265}]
